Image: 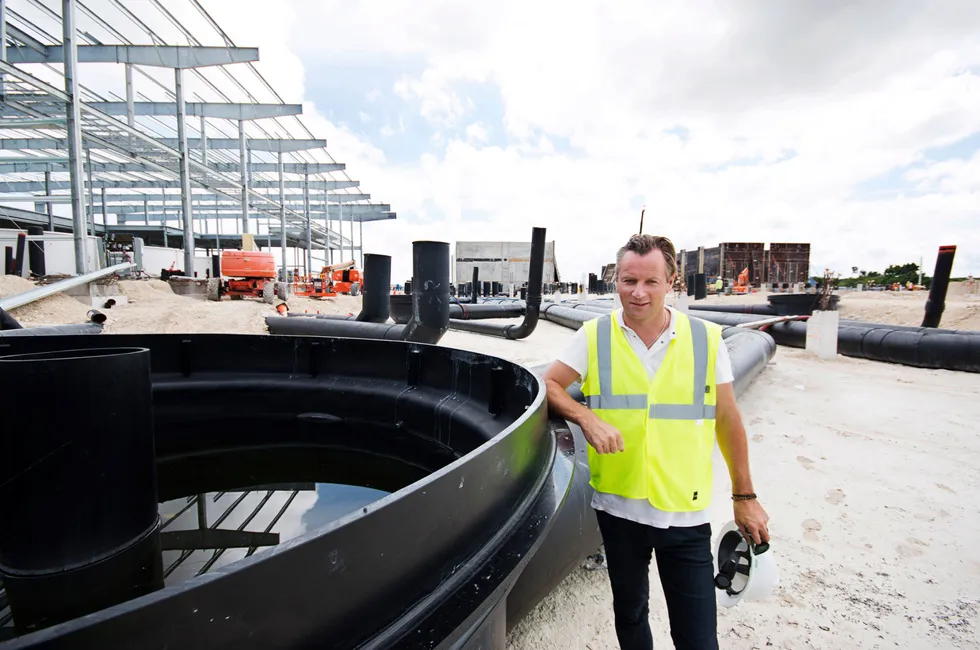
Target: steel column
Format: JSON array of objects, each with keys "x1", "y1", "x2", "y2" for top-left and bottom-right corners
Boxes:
[
  {"x1": 62, "y1": 0, "x2": 88, "y2": 273},
  {"x1": 278, "y1": 152, "x2": 286, "y2": 275},
  {"x1": 304, "y1": 173, "x2": 312, "y2": 273},
  {"x1": 45, "y1": 170, "x2": 53, "y2": 230},
  {"x1": 124, "y1": 63, "x2": 135, "y2": 127},
  {"x1": 200, "y1": 116, "x2": 208, "y2": 165},
  {"x1": 239, "y1": 120, "x2": 248, "y2": 234},
  {"x1": 359, "y1": 218, "x2": 364, "y2": 270},
  {"x1": 85, "y1": 149, "x2": 94, "y2": 236},
  {"x1": 174, "y1": 68, "x2": 195, "y2": 275}
]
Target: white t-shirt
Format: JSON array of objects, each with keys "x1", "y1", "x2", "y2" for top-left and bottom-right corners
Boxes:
[{"x1": 557, "y1": 306, "x2": 734, "y2": 529}]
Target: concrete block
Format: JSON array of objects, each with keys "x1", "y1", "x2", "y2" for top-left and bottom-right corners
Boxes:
[{"x1": 806, "y1": 310, "x2": 839, "y2": 360}]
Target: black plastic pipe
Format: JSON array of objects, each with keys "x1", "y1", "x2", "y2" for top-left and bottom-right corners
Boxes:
[
  {"x1": 13, "y1": 231, "x2": 27, "y2": 276},
  {"x1": 690, "y1": 309, "x2": 980, "y2": 373},
  {"x1": 27, "y1": 226, "x2": 46, "y2": 277},
  {"x1": 0, "y1": 323, "x2": 104, "y2": 337},
  {"x1": 313, "y1": 253, "x2": 392, "y2": 324},
  {"x1": 472, "y1": 265, "x2": 480, "y2": 300},
  {"x1": 922, "y1": 245, "x2": 956, "y2": 328},
  {"x1": 267, "y1": 241, "x2": 451, "y2": 344},
  {"x1": 449, "y1": 303, "x2": 525, "y2": 320},
  {"x1": 0, "y1": 347, "x2": 164, "y2": 634},
  {"x1": 401, "y1": 241, "x2": 451, "y2": 344},
  {"x1": 0, "y1": 306, "x2": 23, "y2": 330},
  {"x1": 695, "y1": 273, "x2": 707, "y2": 300},
  {"x1": 447, "y1": 227, "x2": 545, "y2": 340},
  {"x1": 540, "y1": 303, "x2": 602, "y2": 330},
  {"x1": 688, "y1": 303, "x2": 778, "y2": 316},
  {"x1": 87, "y1": 310, "x2": 107, "y2": 324},
  {"x1": 5, "y1": 245, "x2": 13, "y2": 275}
]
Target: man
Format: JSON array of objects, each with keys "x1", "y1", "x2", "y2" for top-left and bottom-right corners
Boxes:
[{"x1": 543, "y1": 234, "x2": 770, "y2": 650}]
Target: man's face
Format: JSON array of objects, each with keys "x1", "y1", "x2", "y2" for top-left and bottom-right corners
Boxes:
[{"x1": 616, "y1": 249, "x2": 674, "y2": 323}]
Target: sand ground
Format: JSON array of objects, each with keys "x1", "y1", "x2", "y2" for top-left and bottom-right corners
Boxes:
[{"x1": 3, "y1": 277, "x2": 979, "y2": 648}]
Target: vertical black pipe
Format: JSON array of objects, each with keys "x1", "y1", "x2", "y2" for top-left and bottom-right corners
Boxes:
[
  {"x1": 695, "y1": 273, "x2": 707, "y2": 300},
  {"x1": 356, "y1": 253, "x2": 391, "y2": 323},
  {"x1": 4, "y1": 246, "x2": 13, "y2": 275},
  {"x1": 13, "y1": 232, "x2": 27, "y2": 276},
  {"x1": 27, "y1": 226, "x2": 46, "y2": 277},
  {"x1": 687, "y1": 274, "x2": 695, "y2": 296},
  {"x1": 922, "y1": 245, "x2": 957, "y2": 328},
  {"x1": 402, "y1": 241, "x2": 451, "y2": 344},
  {"x1": 472, "y1": 266, "x2": 480, "y2": 300},
  {"x1": 211, "y1": 253, "x2": 221, "y2": 279},
  {"x1": 0, "y1": 347, "x2": 164, "y2": 633}
]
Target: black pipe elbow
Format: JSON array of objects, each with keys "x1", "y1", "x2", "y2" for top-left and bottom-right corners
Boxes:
[
  {"x1": 355, "y1": 253, "x2": 391, "y2": 324},
  {"x1": 1, "y1": 306, "x2": 23, "y2": 330},
  {"x1": 401, "y1": 241, "x2": 451, "y2": 345}
]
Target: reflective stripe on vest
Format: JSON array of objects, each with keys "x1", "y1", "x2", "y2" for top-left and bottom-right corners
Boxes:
[{"x1": 584, "y1": 313, "x2": 715, "y2": 421}]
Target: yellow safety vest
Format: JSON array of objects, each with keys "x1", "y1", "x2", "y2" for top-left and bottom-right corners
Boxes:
[{"x1": 580, "y1": 310, "x2": 722, "y2": 512}]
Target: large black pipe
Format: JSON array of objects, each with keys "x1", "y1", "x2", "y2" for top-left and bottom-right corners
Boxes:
[
  {"x1": 402, "y1": 241, "x2": 451, "y2": 344},
  {"x1": 472, "y1": 265, "x2": 480, "y2": 300},
  {"x1": 0, "y1": 347, "x2": 164, "y2": 633},
  {"x1": 694, "y1": 273, "x2": 707, "y2": 300},
  {"x1": 540, "y1": 303, "x2": 601, "y2": 330},
  {"x1": 688, "y1": 303, "x2": 778, "y2": 316},
  {"x1": 314, "y1": 253, "x2": 392, "y2": 324},
  {"x1": 448, "y1": 303, "x2": 525, "y2": 320},
  {"x1": 27, "y1": 226, "x2": 46, "y2": 277},
  {"x1": 13, "y1": 232, "x2": 27, "y2": 276},
  {"x1": 447, "y1": 227, "x2": 545, "y2": 340},
  {"x1": 0, "y1": 323, "x2": 104, "y2": 337},
  {"x1": 5, "y1": 245, "x2": 14, "y2": 274},
  {"x1": 1, "y1": 306, "x2": 24, "y2": 330},
  {"x1": 511, "y1": 325, "x2": 778, "y2": 627},
  {"x1": 356, "y1": 253, "x2": 391, "y2": 323},
  {"x1": 922, "y1": 245, "x2": 956, "y2": 328},
  {"x1": 266, "y1": 241, "x2": 451, "y2": 344},
  {"x1": 691, "y1": 309, "x2": 980, "y2": 373}
]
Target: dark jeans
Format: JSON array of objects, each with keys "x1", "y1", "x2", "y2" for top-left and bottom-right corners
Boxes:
[{"x1": 595, "y1": 509, "x2": 718, "y2": 650}]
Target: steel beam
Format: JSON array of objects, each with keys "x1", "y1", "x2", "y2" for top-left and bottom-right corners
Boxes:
[
  {"x1": 83, "y1": 102, "x2": 303, "y2": 120},
  {"x1": 90, "y1": 193, "x2": 371, "y2": 205},
  {"x1": 62, "y1": 0, "x2": 87, "y2": 274},
  {"x1": 5, "y1": 45, "x2": 260, "y2": 68},
  {"x1": 114, "y1": 210, "x2": 395, "y2": 224},
  {"x1": 0, "y1": 180, "x2": 360, "y2": 191},
  {"x1": 0, "y1": 161, "x2": 347, "y2": 174},
  {"x1": 0, "y1": 137, "x2": 327, "y2": 152}
]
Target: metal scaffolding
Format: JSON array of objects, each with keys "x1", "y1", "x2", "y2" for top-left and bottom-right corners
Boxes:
[{"x1": 0, "y1": 0, "x2": 396, "y2": 276}]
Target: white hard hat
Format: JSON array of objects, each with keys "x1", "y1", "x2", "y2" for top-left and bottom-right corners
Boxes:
[{"x1": 712, "y1": 520, "x2": 780, "y2": 608}]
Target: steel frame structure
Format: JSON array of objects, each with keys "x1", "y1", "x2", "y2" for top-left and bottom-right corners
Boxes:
[{"x1": 0, "y1": 0, "x2": 395, "y2": 276}]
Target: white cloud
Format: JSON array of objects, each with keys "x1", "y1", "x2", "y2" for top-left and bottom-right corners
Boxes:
[{"x1": 13, "y1": 0, "x2": 978, "y2": 283}]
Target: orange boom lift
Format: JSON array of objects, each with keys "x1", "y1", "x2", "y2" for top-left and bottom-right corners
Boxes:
[
  {"x1": 207, "y1": 250, "x2": 285, "y2": 303},
  {"x1": 292, "y1": 260, "x2": 361, "y2": 299}
]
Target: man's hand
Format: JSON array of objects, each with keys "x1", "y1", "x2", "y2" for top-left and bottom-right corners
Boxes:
[
  {"x1": 734, "y1": 499, "x2": 770, "y2": 546},
  {"x1": 581, "y1": 414, "x2": 625, "y2": 454}
]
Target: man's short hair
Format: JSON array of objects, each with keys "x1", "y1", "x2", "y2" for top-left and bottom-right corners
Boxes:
[{"x1": 615, "y1": 234, "x2": 678, "y2": 280}]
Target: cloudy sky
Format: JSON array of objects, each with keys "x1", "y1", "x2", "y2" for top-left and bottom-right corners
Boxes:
[{"x1": 20, "y1": 0, "x2": 980, "y2": 283}]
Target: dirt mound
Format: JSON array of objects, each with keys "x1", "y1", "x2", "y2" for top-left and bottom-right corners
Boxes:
[{"x1": 0, "y1": 274, "x2": 93, "y2": 326}]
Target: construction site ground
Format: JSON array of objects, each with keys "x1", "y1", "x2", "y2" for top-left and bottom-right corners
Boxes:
[{"x1": 2, "y1": 276, "x2": 979, "y2": 649}]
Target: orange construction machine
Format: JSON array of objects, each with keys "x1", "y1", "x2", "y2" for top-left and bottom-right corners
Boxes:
[
  {"x1": 207, "y1": 250, "x2": 285, "y2": 304},
  {"x1": 732, "y1": 267, "x2": 750, "y2": 294},
  {"x1": 293, "y1": 260, "x2": 361, "y2": 299}
]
